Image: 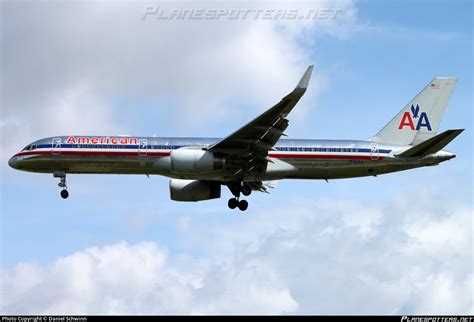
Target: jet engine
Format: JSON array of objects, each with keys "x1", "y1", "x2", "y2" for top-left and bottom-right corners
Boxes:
[
  {"x1": 169, "y1": 179, "x2": 221, "y2": 202},
  {"x1": 170, "y1": 148, "x2": 224, "y2": 174}
]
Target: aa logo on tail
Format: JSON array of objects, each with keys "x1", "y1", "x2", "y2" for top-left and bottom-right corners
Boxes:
[{"x1": 398, "y1": 104, "x2": 432, "y2": 131}]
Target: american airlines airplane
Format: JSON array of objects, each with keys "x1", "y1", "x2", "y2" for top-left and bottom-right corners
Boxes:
[{"x1": 9, "y1": 66, "x2": 463, "y2": 211}]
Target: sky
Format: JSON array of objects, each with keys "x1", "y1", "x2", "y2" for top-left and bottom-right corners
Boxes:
[{"x1": 0, "y1": 0, "x2": 472, "y2": 315}]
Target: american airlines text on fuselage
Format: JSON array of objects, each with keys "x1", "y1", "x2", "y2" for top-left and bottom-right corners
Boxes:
[{"x1": 65, "y1": 136, "x2": 138, "y2": 145}]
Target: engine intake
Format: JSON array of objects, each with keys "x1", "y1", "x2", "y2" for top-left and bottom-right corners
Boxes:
[
  {"x1": 170, "y1": 148, "x2": 224, "y2": 174},
  {"x1": 170, "y1": 179, "x2": 221, "y2": 202}
]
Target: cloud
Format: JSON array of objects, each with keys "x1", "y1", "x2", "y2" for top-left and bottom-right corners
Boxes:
[
  {"x1": 0, "y1": 0, "x2": 357, "y2": 163},
  {"x1": 354, "y1": 23, "x2": 469, "y2": 42},
  {"x1": 0, "y1": 241, "x2": 297, "y2": 315},
  {"x1": 1, "y1": 191, "x2": 472, "y2": 314}
]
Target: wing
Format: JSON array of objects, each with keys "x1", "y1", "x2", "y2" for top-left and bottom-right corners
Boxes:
[{"x1": 209, "y1": 65, "x2": 314, "y2": 175}]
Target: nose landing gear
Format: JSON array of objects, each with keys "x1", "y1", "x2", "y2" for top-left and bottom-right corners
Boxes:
[
  {"x1": 60, "y1": 189, "x2": 69, "y2": 199},
  {"x1": 54, "y1": 172, "x2": 69, "y2": 199}
]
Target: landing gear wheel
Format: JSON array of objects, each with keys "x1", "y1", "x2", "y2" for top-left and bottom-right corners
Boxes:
[
  {"x1": 241, "y1": 184, "x2": 252, "y2": 196},
  {"x1": 238, "y1": 200, "x2": 248, "y2": 211},
  {"x1": 228, "y1": 198, "x2": 238, "y2": 209},
  {"x1": 60, "y1": 190, "x2": 69, "y2": 199},
  {"x1": 54, "y1": 172, "x2": 68, "y2": 199}
]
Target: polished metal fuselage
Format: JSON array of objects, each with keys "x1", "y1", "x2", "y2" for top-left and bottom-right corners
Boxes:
[{"x1": 9, "y1": 136, "x2": 455, "y2": 182}]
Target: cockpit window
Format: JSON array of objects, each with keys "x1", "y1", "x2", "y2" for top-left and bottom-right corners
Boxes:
[{"x1": 22, "y1": 144, "x2": 37, "y2": 151}]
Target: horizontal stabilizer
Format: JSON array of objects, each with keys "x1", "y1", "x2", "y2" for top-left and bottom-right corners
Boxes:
[{"x1": 396, "y1": 129, "x2": 464, "y2": 158}]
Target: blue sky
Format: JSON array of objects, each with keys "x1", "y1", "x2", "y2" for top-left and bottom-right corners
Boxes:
[{"x1": 1, "y1": 0, "x2": 472, "y2": 314}]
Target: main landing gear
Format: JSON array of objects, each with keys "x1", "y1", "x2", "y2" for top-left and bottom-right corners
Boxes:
[
  {"x1": 54, "y1": 172, "x2": 69, "y2": 199},
  {"x1": 228, "y1": 198, "x2": 248, "y2": 211},
  {"x1": 227, "y1": 182, "x2": 252, "y2": 211}
]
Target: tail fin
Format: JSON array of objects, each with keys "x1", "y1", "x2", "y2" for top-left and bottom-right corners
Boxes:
[{"x1": 372, "y1": 77, "x2": 457, "y2": 146}]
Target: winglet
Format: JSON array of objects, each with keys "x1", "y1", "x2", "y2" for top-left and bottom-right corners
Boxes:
[{"x1": 295, "y1": 65, "x2": 314, "y2": 92}]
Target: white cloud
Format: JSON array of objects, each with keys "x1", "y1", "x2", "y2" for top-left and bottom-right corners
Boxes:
[
  {"x1": 1, "y1": 192, "x2": 472, "y2": 314},
  {"x1": 0, "y1": 241, "x2": 297, "y2": 315},
  {"x1": 1, "y1": 0, "x2": 357, "y2": 163}
]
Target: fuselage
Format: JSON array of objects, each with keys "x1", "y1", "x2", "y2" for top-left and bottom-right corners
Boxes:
[{"x1": 9, "y1": 135, "x2": 455, "y2": 181}]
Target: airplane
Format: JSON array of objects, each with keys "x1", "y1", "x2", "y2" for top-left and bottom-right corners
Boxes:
[{"x1": 8, "y1": 66, "x2": 463, "y2": 211}]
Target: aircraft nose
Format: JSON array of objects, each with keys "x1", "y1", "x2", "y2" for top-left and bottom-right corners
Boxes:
[{"x1": 8, "y1": 156, "x2": 18, "y2": 169}]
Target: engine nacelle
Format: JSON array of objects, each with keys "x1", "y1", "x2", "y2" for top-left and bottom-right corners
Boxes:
[
  {"x1": 170, "y1": 148, "x2": 224, "y2": 174},
  {"x1": 169, "y1": 179, "x2": 221, "y2": 202}
]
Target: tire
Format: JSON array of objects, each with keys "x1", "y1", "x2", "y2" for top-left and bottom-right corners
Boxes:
[
  {"x1": 238, "y1": 199, "x2": 248, "y2": 211},
  {"x1": 60, "y1": 190, "x2": 69, "y2": 199},
  {"x1": 228, "y1": 198, "x2": 238, "y2": 209},
  {"x1": 241, "y1": 184, "x2": 252, "y2": 196}
]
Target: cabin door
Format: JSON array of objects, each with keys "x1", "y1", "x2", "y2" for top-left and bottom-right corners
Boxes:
[
  {"x1": 52, "y1": 137, "x2": 61, "y2": 155},
  {"x1": 138, "y1": 139, "x2": 147, "y2": 156},
  {"x1": 370, "y1": 143, "x2": 379, "y2": 160}
]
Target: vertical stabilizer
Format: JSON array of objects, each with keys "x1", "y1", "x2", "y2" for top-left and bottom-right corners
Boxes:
[{"x1": 372, "y1": 77, "x2": 457, "y2": 145}]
